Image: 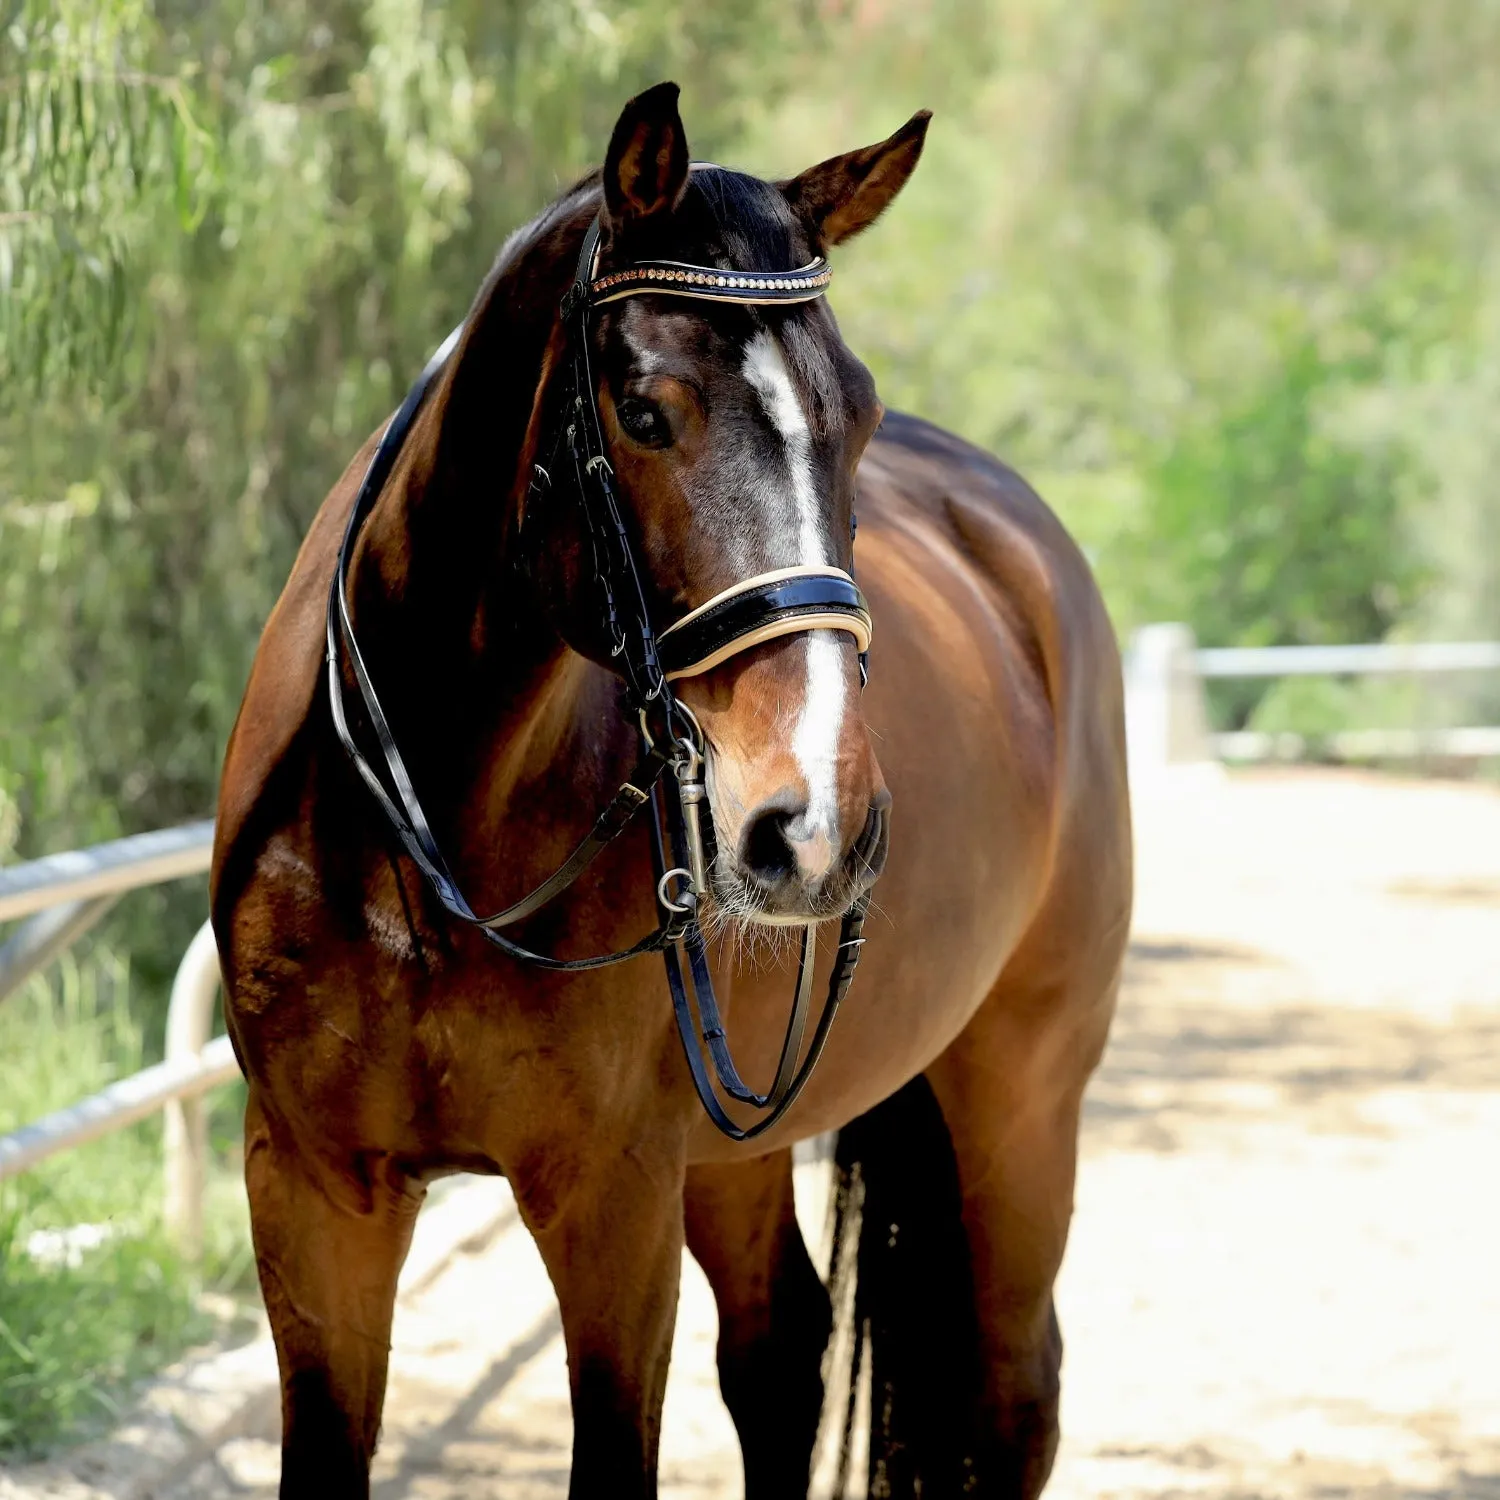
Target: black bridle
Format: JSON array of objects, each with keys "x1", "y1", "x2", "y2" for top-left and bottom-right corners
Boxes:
[{"x1": 326, "y1": 211, "x2": 875, "y2": 1140}]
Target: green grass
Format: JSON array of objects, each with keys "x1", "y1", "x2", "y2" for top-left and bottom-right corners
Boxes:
[{"x1": 0, "y1": 947, "x2": 254, "y2": 1458}]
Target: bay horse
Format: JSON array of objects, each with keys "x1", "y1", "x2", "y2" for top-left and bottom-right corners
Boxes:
[{"x1": 211, "y1": 81, "x2": 1131, "y2": 1499}]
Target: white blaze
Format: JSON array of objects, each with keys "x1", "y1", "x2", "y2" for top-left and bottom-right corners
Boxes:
[
  {"x1": 742, "y1": 331, "x2": 825, "y2": 566},
  {"x1": 742, "y1": 331, "x2": 846, "y2": 876}
]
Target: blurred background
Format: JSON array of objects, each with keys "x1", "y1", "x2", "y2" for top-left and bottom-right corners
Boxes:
[{"x1": 2, "y1": 0, "x2": 1499, "y2": 1476}]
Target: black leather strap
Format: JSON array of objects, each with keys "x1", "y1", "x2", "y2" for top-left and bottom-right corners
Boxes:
[
  {"x1": 660, "y1": 906, "x2": 869, "y2": 1142},
  {"x1": 684, "y1": 921, "x2": 816, "y2": 1106},
  {"x1": 650, "y1": 782, "x2": 869, "y2": 1140},
  {"x1": 325, "y1": 327, "x2": 682, "y2": 971},
  {"x1": 657, "y1": 572, "x2": 871, "y2": 680},
  {"x1": 664, "y1": 781, "x2": 816, "y2": 1109},
  {"x1": 475, "y1": 743, "x2": 668, "y2": 930}
]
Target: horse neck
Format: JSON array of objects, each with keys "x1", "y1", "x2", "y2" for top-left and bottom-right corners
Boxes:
[{"x1": 342, "y1": 201, "x2": 613, "y2": 829}]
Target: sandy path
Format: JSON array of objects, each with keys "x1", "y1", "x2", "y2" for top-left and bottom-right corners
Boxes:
[
  {"x1": 168, "y1": 768, "x2": 1500, "y2": 1498},
  {"x1": 1053, "y1": 769, "x2": 1500, "y2": 1500}
]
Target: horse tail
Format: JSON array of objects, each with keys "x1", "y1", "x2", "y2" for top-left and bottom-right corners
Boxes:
[{"x1": 820, "y1": 1074, "x2": 983, "y2": 1497}]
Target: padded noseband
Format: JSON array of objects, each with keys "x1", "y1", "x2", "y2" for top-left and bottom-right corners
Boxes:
[{"x1": 658, "y1": 566, "x2": 872, "y2": 680}]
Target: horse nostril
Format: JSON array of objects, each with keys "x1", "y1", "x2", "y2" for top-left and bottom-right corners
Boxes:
[{"x1": 739, "y1": 802, "x2": 802, "y2": 886}]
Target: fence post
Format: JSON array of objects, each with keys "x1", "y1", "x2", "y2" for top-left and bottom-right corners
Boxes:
[
  {"x1": 1125, "y1": 623, "x2": 1215, "y2": 780},
  {"x1": 163, "y1": 919, "x2": 223, "y2": 1262}
]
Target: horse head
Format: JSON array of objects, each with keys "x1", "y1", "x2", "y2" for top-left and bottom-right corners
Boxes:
[{"x1": 525, "y1": 83, "x2": 929, "y2": 927}]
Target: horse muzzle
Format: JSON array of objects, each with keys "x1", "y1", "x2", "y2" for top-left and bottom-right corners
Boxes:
[{"x1": 720, "y1": 789, "x2": 890, "y2": 924}]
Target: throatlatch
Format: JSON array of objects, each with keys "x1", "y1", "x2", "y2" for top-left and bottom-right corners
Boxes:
[{"x1": 326, "y1": 198, "x2": 876, "y2": 1139}]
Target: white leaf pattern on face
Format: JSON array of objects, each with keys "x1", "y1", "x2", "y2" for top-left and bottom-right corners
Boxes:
[{"x1": 741, "y1": 330, "x2": 846, "y2": 875}]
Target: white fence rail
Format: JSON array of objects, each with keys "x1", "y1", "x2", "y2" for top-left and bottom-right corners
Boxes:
[
  {"x1": 0, "y1": 821, "x2": 233, "y2": 1259},
  {"x1": 0, "y1": 820, "x2": 216, "y2": 924},
  {"x1": 1126, "y1": 624, "x2": 1500, "y2": 777},
  {"x1": 1195, "y1": 641, "x2": 1500, "y2": 678}
]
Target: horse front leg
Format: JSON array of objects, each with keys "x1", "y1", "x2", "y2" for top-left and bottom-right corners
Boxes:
[
  {"x1": 924, "y1": 967, "x2": 1121, "y2": 1499},
  {"x1": 520, "y1": 1131, "x2": 687, "y2": 1499},
  {"x1": 243, "y1": 1086, "x2": 423, "y2": 1499},
  {"x1": 685, "y1": 1151, "x2": 830, "y2": 1499}
]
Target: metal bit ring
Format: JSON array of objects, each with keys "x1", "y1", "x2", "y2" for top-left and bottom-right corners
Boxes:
[{"x1": 657, "y1": 867, "x2": 697, "y2": 915}]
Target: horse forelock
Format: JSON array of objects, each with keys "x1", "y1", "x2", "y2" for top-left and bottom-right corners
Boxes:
[{"x1": 680, "y1": 166, "x2": 803, "y2": 274}]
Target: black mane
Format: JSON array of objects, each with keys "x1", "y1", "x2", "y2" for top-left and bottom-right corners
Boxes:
[{"x1": 677, "y1": 164, "x2": 807, "y2": 273}]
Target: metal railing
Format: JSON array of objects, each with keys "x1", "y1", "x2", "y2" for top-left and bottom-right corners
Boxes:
[
  {"x1": 1126, "y1": 623, "x2": 1500, "y2": 775},
  {"x1": 0, "y1": 821, "x2": 236, "y2": 1259},
  {"x1": 1195, "y1": 640, "x2": 1500, "y2": 679}
]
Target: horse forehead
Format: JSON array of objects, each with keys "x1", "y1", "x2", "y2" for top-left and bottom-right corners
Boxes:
[{"x1": 617, "y1": 301, "x2": 843, "y2": 430}]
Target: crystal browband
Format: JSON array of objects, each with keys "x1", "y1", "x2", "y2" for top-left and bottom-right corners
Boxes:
[{"x1": 587, "y1": 258, "x2": 832, "y2": 308}]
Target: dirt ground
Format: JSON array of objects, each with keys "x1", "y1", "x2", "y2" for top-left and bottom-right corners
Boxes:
[{"x1": 172, "y1": 767, "x2": 1500, "y2": 1498}]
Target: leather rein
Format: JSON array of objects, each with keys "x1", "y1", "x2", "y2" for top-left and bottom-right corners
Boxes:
[{"x1": 325, "y1": 213, "x2": 875, "y2": 1140}]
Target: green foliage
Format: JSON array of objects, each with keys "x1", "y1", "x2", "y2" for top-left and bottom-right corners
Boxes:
[
  {"x1": 0, "y1": 950, "x2": 252, "y2": 1456},
  {"x1": 0, "y1": 1210, "x2": 207, "y2": 1457},
  {"x1": 1123, "y1": 329, "x2": 1426, "y2": 729},
  {"x1": 0, "y1": 0, "x2": 217, "y2": 390},
  {"x1": 1131, "y1": 334, "x2": 1421, "y2": 649}
]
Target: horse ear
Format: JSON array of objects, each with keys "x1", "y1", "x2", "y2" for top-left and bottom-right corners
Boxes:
[
  {"x1": 781, "y1": 111, "x2": 931, "y2": 249},
  {"x1": 602, "y1": 81, "x2": 690, "y2": 236}
]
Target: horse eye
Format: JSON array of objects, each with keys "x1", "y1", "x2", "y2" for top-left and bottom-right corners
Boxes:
[{"x1": 617, "y1": 397, "x2": 671, "y2": 448}]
